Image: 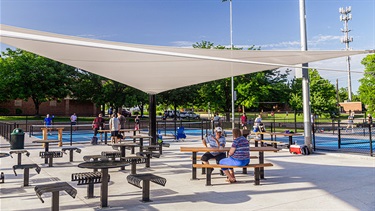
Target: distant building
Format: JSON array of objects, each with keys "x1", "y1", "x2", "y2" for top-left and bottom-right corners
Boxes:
[
  {"x1": 339, "y1": 102, "x2": 363, "y2": 114},
  {"x1": 0, "y1": 97, "x2": 99, "y2": 116}
]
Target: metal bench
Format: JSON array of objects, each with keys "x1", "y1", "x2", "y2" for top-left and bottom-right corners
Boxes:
[
  {"x1": 121, "y1": 156, "x2": 147, "y2": 174},
  {"x1": 61, "y1": 147, "x2": 81, "y2": 162},
  {"x1": 13, "y1": 164, "x2": 41, "y2": 186},
  {"x1": 71, "y1": 171, "x2": 110, "y2": 198},
  {"x1": 136, "y1": 152, "x2": 160, "y2": 168},
  {"x1": 193, "y1": 163, "x2": 274, "y2": 186},
  {"x1": 34, "y1": 182, "x2": 77, "y2": 211},
  {"x1": 101, "y1": 151, "x2": 121, "y2": 161},
  {"x1": 39, "y1": 151, "x2": 63, "y2": 167},
  {"x1": 126, "y1": 173, "x2": 167, "y2": 202},
  {"x1": 9, "y1": 150, "x2": 30, "y2": 165}
]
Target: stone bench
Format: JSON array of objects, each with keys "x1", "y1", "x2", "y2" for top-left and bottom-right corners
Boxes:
[
  {"x1": 39, "y1": 151, "x2": 63, "y2": 167},
  {"x1": 13, "y1": 164, "x2": 41, "y2": 186},
  {"x1": 61, "y1": 147, "x2": 81, "y2": 162},
  {"x1": 193, "y1": 163, "x2": 274, "y2": 186},
  {"x1": 71, "y1": 171, "x2": 110, "y2": 198},
  {"x1": 9, "y1": 150, "x2": 30, "y2": 165},
  {"x1": 34, "y1": 182, "x2": 77, "y2": 211},
  {"x1": 126, "y1": 173, "x2": 167, "y2": 202}
]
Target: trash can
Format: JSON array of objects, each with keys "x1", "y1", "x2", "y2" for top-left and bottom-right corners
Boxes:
[{"x1": 10, "y1": 128, "x2": 25, "y2": 149}]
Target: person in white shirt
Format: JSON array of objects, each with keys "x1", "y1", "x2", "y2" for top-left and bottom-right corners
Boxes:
[
  {"x1": 70, "y1": 113, "x2": 77, "y2": 131},
  {"x1": 109, "y1": 114, "x2": 121, "y2": 143}
]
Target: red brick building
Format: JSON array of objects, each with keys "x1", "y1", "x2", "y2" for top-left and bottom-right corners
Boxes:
[
  {"x1": 0, "y1": 97, "x2": 99, "y2": 116},
  {"x1": 339, "y1": 102, "x2": 363, "y2": 114}
]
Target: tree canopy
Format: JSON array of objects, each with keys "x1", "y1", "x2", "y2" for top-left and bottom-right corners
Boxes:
[{"x1": 359, "y1": 54, "x2": 375, "y2": 114}]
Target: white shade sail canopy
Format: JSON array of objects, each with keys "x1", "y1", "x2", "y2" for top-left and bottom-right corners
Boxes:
[{"x1": 0, "y1": 24, "x2": 368, "y2": 94}]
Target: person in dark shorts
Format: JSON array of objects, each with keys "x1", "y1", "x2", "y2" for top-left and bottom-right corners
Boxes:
[
  {"x1": 109, "y1": 114, "x2": 120, "y2": 143},
  {"x1": 201, "y1": 127, "x2": 226, "y2": 175}
]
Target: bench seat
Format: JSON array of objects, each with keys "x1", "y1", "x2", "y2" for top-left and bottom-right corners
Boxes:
[
  {"x1": 39, "y1": 151, "x2": 63, "y2": 167},
  {"x1": 34, "y1": 182, "x2": 77, "y2": 211},
  {"x1": 71, "y1": 171, "x2": 110, "y2": 198},
  {"x1": 193, "y1": 163, "x2": 273, "y2": 186},
  {"x1": 126, "y1": 173, "x2": 166, "y2": 202}
]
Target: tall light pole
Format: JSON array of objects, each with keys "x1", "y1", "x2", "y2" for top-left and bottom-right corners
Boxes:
[
  {"x1": 299, "y1": 0, "x2": 312, "y2": 150},
  {"x1": 339, "y1": 6, "x2": 353, "y2": 102},
  {"x1": 223, "y1": 0, "x2": 235, "y2": 129}
]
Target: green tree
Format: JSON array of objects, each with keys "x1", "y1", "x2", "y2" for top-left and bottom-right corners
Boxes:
[
  {"x1": 158, "y1": 85, "x2": 199, "y2": 119},
  {"x1": 358, "y1": 54, "x2": 375, "y2": 114},
  {"x1": 0, "y1": 48, "x2": 76, "y2": 116},
  {"x1": 289, "y1": 69, "x2": 338, "y2": 117}
]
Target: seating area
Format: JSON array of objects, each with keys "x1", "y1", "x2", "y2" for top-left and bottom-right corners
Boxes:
[{"x1": 0, "y1": 134, "x2": 374, "y2": 211}]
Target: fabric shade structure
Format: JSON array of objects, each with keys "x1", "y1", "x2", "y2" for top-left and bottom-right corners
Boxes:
[
  {"x1": 0, "y1": 24, "x2": 370, "y2": 145},
  {"x1": 0, "y1": 24, "x2": 368, "y2": 94}
]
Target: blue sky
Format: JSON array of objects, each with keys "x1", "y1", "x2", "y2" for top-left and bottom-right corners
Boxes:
[{"x1": 1, "y1": 0, "x2": 374, "y2": 93}]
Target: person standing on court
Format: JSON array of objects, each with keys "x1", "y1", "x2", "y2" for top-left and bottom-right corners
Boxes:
[
  {"x1": 92, "y1": 113, "x2": 105, "y2": 138},
  {"x1": 117, "y1": 111, "x2": 126, "y2": 129},
  {"x1": 109, "y1": 114, "x2": 120, "y2": 143},
  {"x1": 241, "y1": 113, "x2": 248, "y2": 129},
  {"x1": 345, "y1": 111, "x2": 354, "y2": 133},
  {"x1": 44, "y1": 114, "x2": 53, "y2": 135},
  {"x1": 201, "y1": 127, "x2": 226, "y2": 176},
  {"x1": 134, "y1": 115, "x2": 140, "y2": 132},
  {"x1": 70, "y1": 113, "x2": 77, "y2": 131}
]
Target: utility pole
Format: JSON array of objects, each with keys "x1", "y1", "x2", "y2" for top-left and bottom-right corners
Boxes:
[
  {"x1": 339, "y1": 6, "x2": 353, "y2": 101},
  {"x1": 299, "y1": 0, "x2": 312, "y2": 150},
  {"x1": 223, "y1": 0, "x2": 235, "y2": 129}
]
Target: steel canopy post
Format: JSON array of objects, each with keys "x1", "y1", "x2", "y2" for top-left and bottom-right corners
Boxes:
[{"x1": 149, "y1": 95, "x2": 157, "y2": 145}]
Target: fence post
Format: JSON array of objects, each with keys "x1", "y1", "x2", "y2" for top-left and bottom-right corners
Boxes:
[
  {"x1": 164, "y1": 119, "x2": 166, "y2": 136},
  {"x1": 332, "y1": 119, "x2": 335, "y2": 135},
  {"x1": 369, "y1": 124, "x2": 373, "y2": 157},
  {"x1": 338, "y1": 120, "x2": 341, "y2": 149},
  {"x1": 312, "y1": 121, "x2": 316, "y2": 151},
  {"x1": 201, "y1": 119, "x2": 204, "y2": 139}
]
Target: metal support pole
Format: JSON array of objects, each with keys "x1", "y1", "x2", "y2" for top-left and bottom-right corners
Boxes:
[
  {"x1": 369, "y1": 124, "x2": 373, "y2": 156},
  {"x1": 149, "y1": 95, "x2": 157, "y2": 145},
  {"x1": 299, "y1": 0, "x2": 312, "y2": 150}
]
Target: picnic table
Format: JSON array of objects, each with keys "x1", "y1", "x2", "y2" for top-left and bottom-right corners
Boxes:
[
  {"x1": 78, "y1": 160, "x2": 129, "y2": 208},
  {"x1": 180, "y1": 146, "x2": 279, "y2": 180},
  {"x1": 126, "y1": 135, "x2": 152, "y2": 152},
  {"x1": 32, "y1": 140, "x2": 60, "y2": 164}
]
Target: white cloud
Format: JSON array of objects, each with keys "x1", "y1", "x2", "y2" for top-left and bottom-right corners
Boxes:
[{"x1": 170, "y1": 41, "x2": 195, "y2": 48}]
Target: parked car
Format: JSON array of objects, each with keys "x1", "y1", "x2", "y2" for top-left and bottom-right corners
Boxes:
[
  {"x1": 179, "y1": 111, "x2": 189, "y2": 118},
  {"x1": 121, "y1": 109, "x2": 132, "y2": 117},
  {"x1": 186, "y1": 111, "x2": 200, "y2": 119},
  {"x1": 164, "y1": 110, "x2": 181, "y2": 119}
]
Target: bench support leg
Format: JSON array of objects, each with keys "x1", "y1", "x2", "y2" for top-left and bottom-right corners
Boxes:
[
  {"x1": 23, "y1": 168, "x2": 30, "y2": 186},
  {"x1": 259, "y1": 152, "x2": 265, "y2": 179},
  {"x1": 0, "y1": 172, "x2": 4, "y2": 183},
  {"x1": 17, "y1": 154, "x2": 22, "y2": 165},
  {"x1": 254, "y1": 168, "x2": 260, "y2": 185},
  {"x1": 141, "y1": 180, "x2": 151, "y2": 202},
  {"x1": 87, "y1": 183, "x2": 94, "y2": 198},
  {"x1": 206, "y1": 168, "x2": 213, "y2": 186},
  {"x1": 48, "y1": 157, "x2": 54, "y2": 167},
  {"x1": 100, "y1": 169, "x2": 109, "y2": 208},
  {"x1": 145, "y1": 155, "x2": 151, "y2": 168},
  {"x1": 52, "y1": 191, "x2": 60, "y2": 211},
  {"x1": 131, "y1": 162, "x2": 136, "y2": 175},
  {"x1": 242, "y1": 168, "x2": 247, "y2": 174},
  {"x1": 69, "y1": 150, "x2": 74, "y2": 162}
]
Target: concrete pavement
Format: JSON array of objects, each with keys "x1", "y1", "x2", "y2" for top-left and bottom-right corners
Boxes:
[{"x1": 0, "y1": 133, "x2": 374, "y2": 211}]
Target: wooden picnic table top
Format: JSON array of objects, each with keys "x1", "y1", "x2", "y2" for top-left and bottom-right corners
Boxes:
[
  {"x1": 180, "y1": 146, "x2": 279, "y2": 153},
  {"x1": 32, "y1": 140, "x2": 60, "y2": 144}
]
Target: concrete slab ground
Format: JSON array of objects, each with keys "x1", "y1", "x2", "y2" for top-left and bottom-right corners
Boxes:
[{"x1": 0, "y1": 133, "x2": 374, "y2": 211}]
